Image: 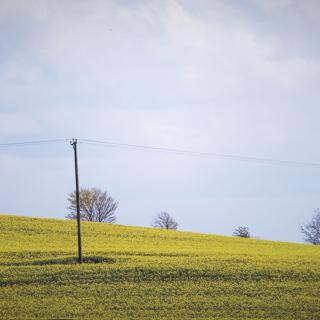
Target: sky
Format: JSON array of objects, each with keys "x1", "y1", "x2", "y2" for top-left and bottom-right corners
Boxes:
[{"x1": 1, "y1": 0, "x2": 320, "y2": 243}]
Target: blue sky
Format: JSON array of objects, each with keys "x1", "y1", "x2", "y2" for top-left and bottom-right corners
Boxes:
[{"x1": 1, "y1": 0, "x2": 320, "y2": 242}]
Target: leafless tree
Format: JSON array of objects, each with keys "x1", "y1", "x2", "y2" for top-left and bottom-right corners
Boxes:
[
  {"x1": 300, "y1": 209, "x2": 320, "y2": 245},
  {"x1": 152, "y1": 211, "x2": 178, "y2": 230},
  {"x1": 233, "y1": 226, "x2": 250, "y2": 238},
  {"x1": 66, "y1": 188, "x2": 118, "y2": 223}
]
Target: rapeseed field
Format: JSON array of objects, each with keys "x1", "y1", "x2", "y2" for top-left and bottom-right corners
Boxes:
[{"x1": 0, "y1": 214, "x2": 319, "y2": 319}]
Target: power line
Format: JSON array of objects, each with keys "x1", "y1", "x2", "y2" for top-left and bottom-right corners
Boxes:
[
  {"x1": 79, "y1": 138, "x2": 320, "y2": 169},
  {"x1": 1, "y1": 137, "x2": 319, "y2": 169},
  {"x1": 0, "y1": 139, "x2": 69, "y2": 148}
]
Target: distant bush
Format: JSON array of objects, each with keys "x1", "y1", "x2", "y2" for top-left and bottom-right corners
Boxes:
[
  {"x1": 300, "y1": 209, "x2": 320, "y2": 245},
  {"x1": 233, "y1": 226, "x2": 250, "y2": 238},
  {"x1": 152, "y1": 212, "x2": 178, "y2": 230}
]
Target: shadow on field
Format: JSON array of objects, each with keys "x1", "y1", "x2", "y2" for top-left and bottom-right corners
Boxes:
[{"x1": 1, "y1": 256, "x2": 115, "y2": 266}]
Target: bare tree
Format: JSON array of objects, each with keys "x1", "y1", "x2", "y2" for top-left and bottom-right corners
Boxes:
[
  {"x1": 300, "y1": 209, "x2": 320, "y2": 245},
  {"x1": 233, "y1": 226, "x2": 250, "y2": 238},
  {"x1": 66, "y1": 188, "x2": 118, "y2": 223},
  {"x1": 152, "y1": 211, "x2": 178, "y2": 230}
]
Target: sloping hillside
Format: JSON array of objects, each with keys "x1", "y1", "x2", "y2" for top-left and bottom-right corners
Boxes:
[{"x1": 0, "y1": 214, "x2": 319, "y2": 319}]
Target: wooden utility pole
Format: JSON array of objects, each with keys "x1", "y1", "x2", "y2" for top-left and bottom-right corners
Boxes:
[{"x1": 70, "y1": 138, "x2": 83, "y2": 264}]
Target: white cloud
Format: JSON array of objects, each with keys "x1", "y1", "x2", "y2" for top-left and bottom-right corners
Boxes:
[
  {"x1": 0, "y1": 113, "x2": 40, "y2": 136},
  {"x1": 297, "y1": 0, "x2": 320, "y2": 20},
  {"x1": 249, "y1": 0, "x2": 293, "y2": 12},
  {"x1": 2, "y1": 0, "x2": 318, "y2": 103}
]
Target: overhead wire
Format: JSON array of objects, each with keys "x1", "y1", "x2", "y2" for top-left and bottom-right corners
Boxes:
[
  {"x1": 1, "y1": 137, "x2": 319, "y2": 169},
  {"x1": 0, "y1": 139, "x2": 69, "y2": 148},
  {"x1": 78, "y1": 138, "x2": 320, "y2": 169}
]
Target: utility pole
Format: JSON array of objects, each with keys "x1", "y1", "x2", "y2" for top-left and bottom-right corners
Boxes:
[{"x1": 70, "y1": 138, "x2": 83, "y2": 264}]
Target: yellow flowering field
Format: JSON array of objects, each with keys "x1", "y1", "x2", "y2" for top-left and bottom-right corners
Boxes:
[{"x1": 0, "y1": 214, "x2": 319, "y2": 319}]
